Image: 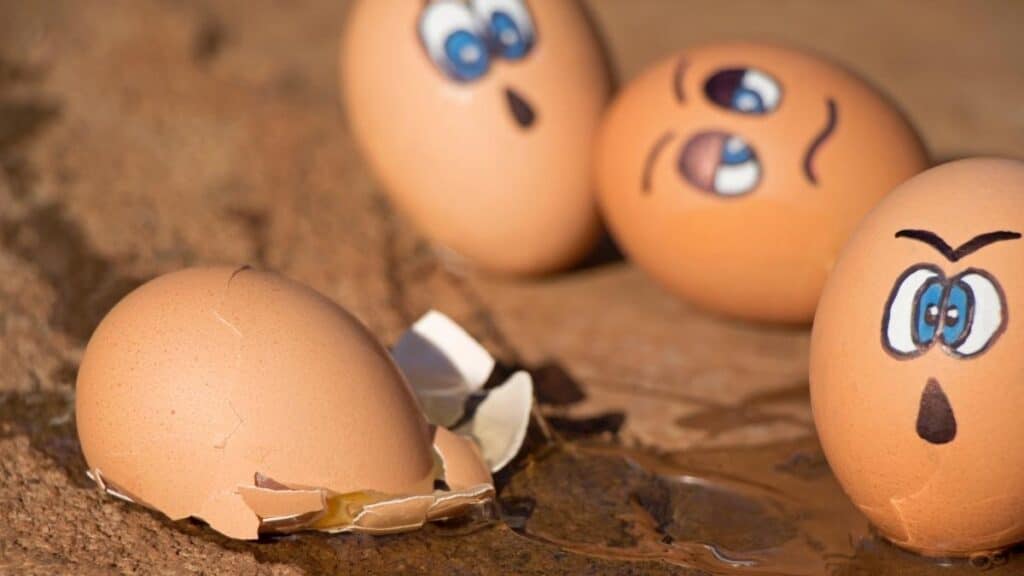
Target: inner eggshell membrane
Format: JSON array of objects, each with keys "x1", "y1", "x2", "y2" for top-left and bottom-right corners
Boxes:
[{"x1": 76, "y1": 266, "x2": 493, "y2": 539}]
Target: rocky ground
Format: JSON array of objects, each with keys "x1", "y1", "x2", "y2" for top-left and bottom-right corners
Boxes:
[{"x1": 1, "y1": 1, "x2": 1022, "y2": 574}]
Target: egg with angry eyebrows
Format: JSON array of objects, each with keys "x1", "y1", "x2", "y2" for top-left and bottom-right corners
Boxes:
[
  {"x1": 811, "y1": 158, "x2": 1024, "y2": 556},
  {"x1": 340, "y1": 0, "x2": 611, "y2": 276},
  {"x1": 596, "y1": 42, "x2": 928, "y2": 323}
]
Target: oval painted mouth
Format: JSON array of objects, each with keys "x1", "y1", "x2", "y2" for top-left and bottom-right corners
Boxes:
[
  {"x1": 803, "y1": 98, "x2": 838, "y2": 185},
  {"x1": 505, "y1": 87, "x2": 536, "y2": 129},
  {"x1": 916, "y1": 379, "x2": 957, "y2": 445}
]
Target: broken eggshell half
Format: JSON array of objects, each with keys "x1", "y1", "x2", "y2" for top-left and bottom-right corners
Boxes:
[
  {"x1": 76, "y1": 267, "x2": 494, "y2": 539},
  {"x1": 392, "y1": 311, "x2": 534, "y2": 472}
]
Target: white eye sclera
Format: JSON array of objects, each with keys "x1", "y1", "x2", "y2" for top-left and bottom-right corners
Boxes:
[
  {"x1": 420, "y1": 1, "x2": 491, "y2": 82},
  {"x1": 471, "y1": 0, "x2": 535, "y2": 60},
  {"x1": 882, "y1": 264, "x2": 1006, "y2": 359},
  {"x1": 420, "y1": 0, "x2": 536, "y2": 82},
  {"x1": 678, "y1": 131, "x2": 761, "y2": 197}
]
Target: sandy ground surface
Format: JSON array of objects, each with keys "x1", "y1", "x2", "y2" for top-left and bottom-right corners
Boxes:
[{"x1": 1, "y1": 0, "x2": 1023, "y2": 574}]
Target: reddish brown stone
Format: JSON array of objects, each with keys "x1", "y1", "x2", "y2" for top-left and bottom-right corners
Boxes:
[{"x1": 1, "y1": 1, "x2": 1023, "y2": 574}]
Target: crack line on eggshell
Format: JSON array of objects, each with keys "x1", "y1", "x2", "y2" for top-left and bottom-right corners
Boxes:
[
  {"x1": 212, "y1": 309, "x2": 242, "y2": 337},
  {"x1": 211, "y1": 266, "x2": 248, "y2": 453},
  {"x1": 211, "y1": 265, "x2": 251, "y2": 337},
  {"x1": 888, "y1": 464, "x2": 945, "y2": 548},
  {"x1": 214, "y1": 398, "x2": 244, "y2": 450}
]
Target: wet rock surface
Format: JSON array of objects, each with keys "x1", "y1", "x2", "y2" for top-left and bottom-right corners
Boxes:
[{"x1": 2, "y1": 1, "x2": 1024, "y2": 574}]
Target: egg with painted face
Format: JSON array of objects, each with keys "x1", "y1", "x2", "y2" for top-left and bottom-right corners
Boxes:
[
  {"x1": 341, "y1": 0, "x2": 611, "y2": 275},
  {"x1": 595, "y1": 42, "x2": 928, "y2": 323},
  {"x1": 811, "y1": 158, "x2": 1024, "y2": 556}
]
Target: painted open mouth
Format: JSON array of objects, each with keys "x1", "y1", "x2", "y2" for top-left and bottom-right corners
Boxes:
[
  {"x1": 505, "y1": 87, "x2": 536, "y2": 129},
  {"x1": 916, "y1": 379, "x2": 957, "y2": 445},
  {"x1": 802, "y1": 98, "x2": 838, "y2": 185}
]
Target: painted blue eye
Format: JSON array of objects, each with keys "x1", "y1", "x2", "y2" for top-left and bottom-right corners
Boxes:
[
  {"x1": 420, "y1": 1, "x2": 491, "y2": 83},
  {"x1": 705, "y1": 68, "x2": 783, "y2": 115},
  {"x1": 941, "y1": 282, "x2": 973, "y2": 346},
  {"x1": 679, "y1": 132, "x2": 761, "y2": 196},
  {"x1": 914, "y1": 280, "x2": 945, "y2": 346},
  {"x1": 885, "y1": 266, "x2": 1006, "y2": 360},
  {"x1": 721, "y1": 137, "x2": 754, "y2": 165},
  {"x1": 488, "y1": 11, "x2": 532, "y2": 59},
  {"x1": 732, "y1": 88, "x2": 766, "y2": 114},
  {"x1": 444, "y1": 30, "x2": 490, "y2": 81}
]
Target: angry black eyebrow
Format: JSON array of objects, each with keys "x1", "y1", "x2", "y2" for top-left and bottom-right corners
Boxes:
[
  {"x1": 673, "y1": 58, "x2": 688, "y2": 103},
  {"x1": 895, "y1": 229, "x2": 1022, "y2": 262}
]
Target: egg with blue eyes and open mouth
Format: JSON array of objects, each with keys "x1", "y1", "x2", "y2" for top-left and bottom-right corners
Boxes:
[
  {"x1": 811, "y1": 158, "x2": 1024, "y2": 556},
  {"x1": 595, "y1": 42, "x2": 928, "y2": 323},
  {"x1": 341, "y1": 0, "x2": 611, "y2": 276}
]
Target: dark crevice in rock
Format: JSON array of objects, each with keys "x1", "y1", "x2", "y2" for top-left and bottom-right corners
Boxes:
[
  {"x1": 0, "y1": 386, "x2": 89, "y2": 488},
  {"x1": 531, "y1": 363, "x2": 587, "y2": 406},
  {"x1": 192, "y1": 15, "x2": 227, "y2": 64},
  {"x1": 0, "y1": 100, "x2": 59, "y2": 152},
  {"x1": 0, "y1": 61, "x2": 142, "y2": 344},
  {"x1": 0, "y1": 58, "x2": 45, "y2": 89},
  {"x1": 546, "y1": 412, "x2": 625, "y2": 439},
  {"x1": 226, "y1": 207, "x2": 270, "y2": 267},
  {"x1": 0, "y1": 91, "x2": 61, "y2": 201},
  {"x1": 0, "y1": 203, "x2": 144, "y2": 343}
]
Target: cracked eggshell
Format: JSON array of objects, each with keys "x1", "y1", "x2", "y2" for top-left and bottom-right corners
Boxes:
[
  {"x1": 596, "y1": 42, "x2": 928, "y2": 323},
  {"x1": 456, "y1": 371, "x2": 533, "y2": 472},
  {"x1": 811, "y1": 159, "x2": 1024, "y2": 556},
  {"x1": 432, "y1": 426, "x2": 492, "y2": 490},
  {"x1": 340, "y1": 0, "x2": 610, "y2": 276},
  {"x1": 75, "y1": 267, "x2": 437, "y2": 539},
  {"x1": 392, "y1": 310, "x2": 495, "y2": 427},
  {"x1": 392, "y1": 310, "x2": 535, "y2": 472}
]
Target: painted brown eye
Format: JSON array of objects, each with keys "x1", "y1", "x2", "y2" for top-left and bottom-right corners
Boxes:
[
  {"x1": 678, "y1": 131, "x2": 761, "y2": 197},
  {"x1": 704, "y1": 68, "x2": 782, "y2": 115}
]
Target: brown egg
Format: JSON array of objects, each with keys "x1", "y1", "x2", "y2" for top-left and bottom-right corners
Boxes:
[
  {"x1": 596, "y1": 42, "x2": 928, "y2": 323},
  {"x1": 811, "y1": 158, "x2": 1024, "y2": 556},
  {"x1": 76, "y1": 267, "x2": 490, "y2": 539},
  {"x1": 340, "y1": 0, "x2": 610, "y2": 276}
]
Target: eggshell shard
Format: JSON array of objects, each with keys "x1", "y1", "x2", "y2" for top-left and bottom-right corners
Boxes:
[
  {"x1": 340, "y1": 0, "x2": 611, "y2": 275},
  {"x1": 392, "y1": 310, "x2": 535, "y2": 472},
  {"x1": 432, "y1": 426, "x2": 492, "y2": 490},
  {"x1": 392, "y1": 310, "x2": 496, "y2": 427},
  {"x1": 238, "y1": 479, "x2": 325, "y2": 523},
  {"x1": 87, "y1": 469, "x2": 143, "y2": 505},
  {"x1": 596, "y1": 42, "x2": 929, "y2": 323},
  {"x1": 456, "y1": 371, "x2": 534, "y2": 472},
  {"x1": 236, "y1": 460, "x2": 494, "y2": 536},
  {"x1": 810, "y1": 158, "x2": 1024, "y2": 556},
  {"x1": 76, "y1": 267, "x2": 493, "y2": 539}
]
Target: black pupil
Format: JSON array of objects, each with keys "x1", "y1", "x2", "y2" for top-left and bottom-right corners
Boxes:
[
  {"x1": 926, "y1": 305, "x2": 940, "y2": 325},
  {"x1": 704, "y1": 69, "x2": 746, "y2": 107}
]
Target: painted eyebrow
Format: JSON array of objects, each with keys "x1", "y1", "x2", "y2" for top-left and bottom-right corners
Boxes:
[
  {"x1": 673, "y1": 58, "x2": 688, "y2": 103},
  {"x1": 642, "y1": 130, "x2": 677, "y2": 194},
  {"x1": 895, "y1": 229, "x2": 1022, "y2": 262}
]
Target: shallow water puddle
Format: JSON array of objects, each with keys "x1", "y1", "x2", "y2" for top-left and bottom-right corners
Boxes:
[{"x1": 500, "y1": 438, "x2": 1020, "y2": 575}]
